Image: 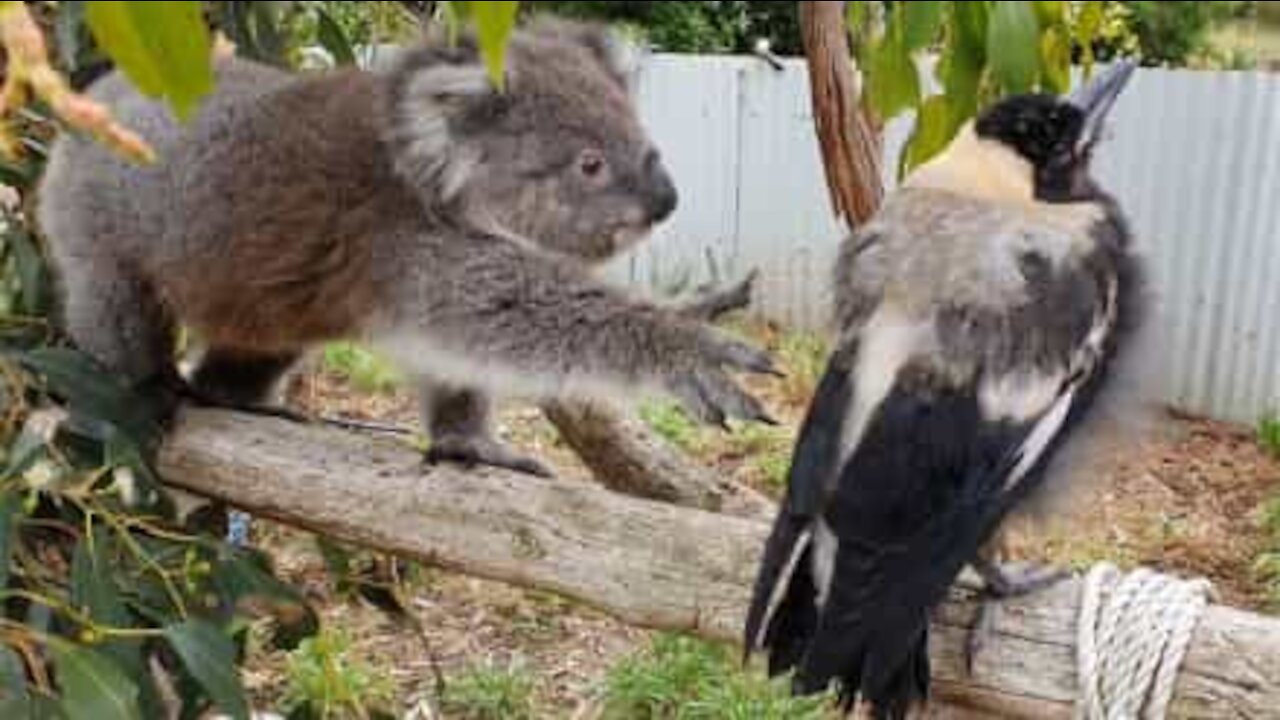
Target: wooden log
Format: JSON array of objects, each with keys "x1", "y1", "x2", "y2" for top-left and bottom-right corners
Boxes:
[{"x1": 158, "y1": 408, "x2": 1280, "y2": 719}]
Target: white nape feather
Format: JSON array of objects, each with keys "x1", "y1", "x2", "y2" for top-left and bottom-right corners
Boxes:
[{"x1": 902, "y1": 123, "x2": 1036, "y2": 203}]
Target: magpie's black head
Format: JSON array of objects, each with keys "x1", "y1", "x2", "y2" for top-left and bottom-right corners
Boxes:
[{"x1": 974, "y1": 61, "x2": 1136, "y2": 202}]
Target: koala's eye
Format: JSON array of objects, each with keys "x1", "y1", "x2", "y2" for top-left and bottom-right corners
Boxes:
[{"x1": 578, "y1": 149, "x2": 606, "y2": 179}]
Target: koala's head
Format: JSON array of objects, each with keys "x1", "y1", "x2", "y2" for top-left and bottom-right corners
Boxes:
[{"x1": 383, "y1": 18, "x2": 677, "y2": 263}]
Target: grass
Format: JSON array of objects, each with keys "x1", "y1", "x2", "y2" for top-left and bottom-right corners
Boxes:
[
  {"x1": 321, "y1": 342, "x2": 403, "y2": 394},
  {"x1": 1255, "y1": 415, "x2": 1280, "y2": 611},
  {"x1": 774, "y1": 329, "x2": 829, "y2": 407},
  {"x1": 283, "y1": 628, "x2": 395, "y2": 719},
  {"x1": 721, "y1": 423, "x2": 794, "y2": 493},
  {"x1": 639, "y1": 400, "x2": 705, "y2": 453},
  {"x1": 442, "y1": 660, "x2": 538, "y2": 720},
  {"x1": 601, "y1": 634, "x2": 833, "y2": 719}
]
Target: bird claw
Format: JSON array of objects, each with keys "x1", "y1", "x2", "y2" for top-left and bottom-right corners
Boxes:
[{"x1": 965, "y1": 560, "x2": 1070, "y2": 674}]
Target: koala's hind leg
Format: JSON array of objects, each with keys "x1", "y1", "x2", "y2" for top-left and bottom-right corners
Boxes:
[
  {"x1": 420, "y1": 379, "x2": 553, "y2": 478},
  {"x1": 188, "y1": 347, "x2": 307, "y2": 421},
  {"x1": 58, "y1": 259, "x2": 183, "y2": 425}
]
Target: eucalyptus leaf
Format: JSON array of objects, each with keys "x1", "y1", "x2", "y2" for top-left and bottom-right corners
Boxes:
[
  {"x1": 865, "y1": 36, "x2": 921, "y2": 122},
  {"x1": 18, "y1": 347, "x2": 160, "y2": 446},
  {"x1": 0, "y1": 645, "x2": 26, "y2": 696},
  {"x1": 84, "y1": 1, "x2": 213, "y2": 121},
  {"x1": 0, "y1": 489, "x2": 24, "y2": 591},
  {"x1": 164, "y1": 620, "x2": 250, "y2": 720},
  {"x1": 902, "y1": 94, "x2": 959, "y2": 174},
  {"x1": 468, "y1": 1, "x2": 520, "y2": 89},
  {"x1": 50, "y1": 639, "x2": 141, "y2": 720},
  {"x1": 988, "y1": 1, "x2": 1040, "y2": 93},
  {"x1": 1040, "y1": 25, "x2": 1072, "y2": 94},
  {"x1": 1076, "y1": 0, "x2": 1106, "y2": 72},
  {"x1": 901, "y1": 1, "x2": 945, "y2": 52},
  {"x1": 1034, "y1": 0, "x2": 1067, "y2": 26},
  {"x1": 315, "y1": 9, "x2": 356, "y2": 67},
  {"x1": 938, "y1": 0, "x2": 987, "y2": 122}
]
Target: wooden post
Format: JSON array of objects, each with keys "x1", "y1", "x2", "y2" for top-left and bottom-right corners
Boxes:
[{"x1": 159, "y1": 409, "x2": 1280, "y2": 719}]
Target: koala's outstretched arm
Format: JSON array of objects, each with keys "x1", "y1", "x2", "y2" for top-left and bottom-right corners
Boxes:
[{"x1": 374, "y1": 231, "x2": 778, "y2": 428}]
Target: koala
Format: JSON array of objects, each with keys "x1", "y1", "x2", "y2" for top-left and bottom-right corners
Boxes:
[{"x1": 35, "y1": 18, "x2": 777, "y2": 477}]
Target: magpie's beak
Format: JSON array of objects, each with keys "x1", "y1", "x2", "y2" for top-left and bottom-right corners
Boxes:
[{"x1": 1068, "y1": 59, "x2": 1137, "y2": 152}]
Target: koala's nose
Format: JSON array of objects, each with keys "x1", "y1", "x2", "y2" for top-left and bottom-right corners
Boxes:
[{"x1": 646, "y1": 159, "x2": 678, "y2": 222}]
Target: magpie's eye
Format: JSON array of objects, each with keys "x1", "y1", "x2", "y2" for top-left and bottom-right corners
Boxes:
[{"x1": 578, "y1": 149, "x2": 606, "y2": 179}]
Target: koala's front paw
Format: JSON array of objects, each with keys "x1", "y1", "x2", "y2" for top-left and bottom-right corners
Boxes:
[
  {"x1": 666, "y1": 327, "x2": 781, "y2": 429},
  {"x1": 424, "y1": 434, "x2": 555, "y2": 478}
]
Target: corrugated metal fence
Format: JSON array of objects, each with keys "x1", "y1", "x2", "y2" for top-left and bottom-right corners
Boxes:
[{"x1": 604, "y1": 53, "x2": 1280, "y2": 424}]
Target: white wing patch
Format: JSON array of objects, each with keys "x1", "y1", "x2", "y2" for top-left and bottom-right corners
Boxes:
[
  {"x1": 980, "y1": 371, "x2": 1066, "y2": 421},
  {"x1": 837, "y1": 305, "x2": 931, "y2": 469},
  {"x1": 752, "y1": 526, "x2": 813, "y2": 649},
  {"x1": 811, "y1": 518, "x2": 839, "y2": 609}
]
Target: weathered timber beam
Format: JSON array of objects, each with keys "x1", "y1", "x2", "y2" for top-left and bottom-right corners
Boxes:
[{"x1": 158, "y1": 409, "x2": 1280, "y2": 719}]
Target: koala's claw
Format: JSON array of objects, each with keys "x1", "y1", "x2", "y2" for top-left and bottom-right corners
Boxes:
[{"x1": 424, "y1": 434, "x2": 555, "y2": 478}]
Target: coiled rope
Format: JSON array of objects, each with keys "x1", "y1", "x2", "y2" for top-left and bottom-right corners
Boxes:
[{"x1": 1075, "y1": 562, "x2": 1213, "y2": 720}]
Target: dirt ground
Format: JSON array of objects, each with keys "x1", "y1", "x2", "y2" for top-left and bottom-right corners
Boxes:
[{"x1": 237, "y1": 319, "x2": 1280, "y2": 717}]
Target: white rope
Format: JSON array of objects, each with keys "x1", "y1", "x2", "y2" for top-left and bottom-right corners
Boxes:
[{"x1": 1075, "y1": 562, "x2": 1214, "y2": 720}]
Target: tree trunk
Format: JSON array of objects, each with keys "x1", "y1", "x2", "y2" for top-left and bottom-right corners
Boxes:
[
  {"x1": 799, "y1": 0, "x2": 885, "y2": 227},
  {"x1": 541, "y1": 271, "x2": 774, "y2": 520},
  {"x1": 159, "y1": 409, "x2": 1280, "y2": 719}
]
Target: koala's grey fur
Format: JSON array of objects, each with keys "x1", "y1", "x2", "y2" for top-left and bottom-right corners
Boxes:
[{"x1": 36, "y1": 18, "x2": 775, "y2": 476}]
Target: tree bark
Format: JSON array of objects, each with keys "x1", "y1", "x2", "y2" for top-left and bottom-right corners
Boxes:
[
  {"x1": 160, "y1": 409, "x2": 1280, "y2": 719},
  {"x1": 541, "y1": 271, "x2": 774, "y2": 521},
  {"x1": 799, "y1": 0, "x2": 885, "y2": 227}
]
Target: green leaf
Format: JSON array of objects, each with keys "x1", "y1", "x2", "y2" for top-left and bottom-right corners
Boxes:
[
  {"x1": 467, "y1": 1, "x2": 520, "y2": 89},
  {"x1": 987, "y1": 1, "x2": 1040, "y2": 93},
  {"x1": 50, "y1": 639, "x2": 141, "y2": 720},
  {"x1": 901, "y1": 1, "x2": 945, "y2": 51},
  {"x1": 0, "y1": 489, "x2": 24, "y2": 591},
  {"x1": 902, "y1": 94, "x2": 960, "y2": 174},
  {"x1": 846, "y1": 1, "x2": 868, "y2": 38},
  {"x1": 1034, "y1": 0, "x2": 1067, "y2": 26},
  {"x1": 1040, "y1": 26, "x2": 1072, "y2": 94},
  {"x1": 315, "y1": 9, "x2": 356, "y2": 67},
  {"x1": 7, "y1": 227, "x2": 49, "y2": 318},
  {"x1": 164, "y1": 619, "x2": 250, "y2": 720},
  {"x1": 0, "y1": 645, "x2": 26, "y2": 696},
  {"x1": 1075, "y1": 0, "x2": 1106, "y2": 73},
  {"x1": 0, "y1": 695, "x2": 66, "y2": 720},
  {"x1": 84, "y1": 1, "x2": 213, "y2": 121},
  {"x1": 18, "y1": 347, "x2": 161, "y2": 445},
  {"x1": 71, "y1": 533, "x2": 131, "y2": 627},
  {"x1": 938, "y1": 0, "x2": 988, "y2": 122},
  {"x1": 210, "y1": 545, "x2": 317, "y2": 650},
  {"x1": 864, "y1": 35, "x2": 921, "y2": 122}
]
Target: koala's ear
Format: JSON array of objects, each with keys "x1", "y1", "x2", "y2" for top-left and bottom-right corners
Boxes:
[
  {"x1": 575, "y1": 25, "x2": 645, "y2": 92},
  {"x1": 526, "y1": 18, "x2": 644, "y2": 93},
  {"x1": 384, "y1": 52, "x2": 497, "y2": 204}
]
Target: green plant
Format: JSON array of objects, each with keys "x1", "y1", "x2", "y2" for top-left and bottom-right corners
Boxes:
[
  {"x1": 602, "y1": 633, "x2": 832, "y2": 719},
  {"x1": 776, "y1": 329, "x2": 829, "y2": 406},
  {"x1": 1258, "y1": 414, "x2": 1280, "y2": 459},
  {"x1": 1254, "y1": 496, "x2": 1280, "y2": 612},
  {"x1": 284, "y1": 628, "x2": 395, "y2": 719},
  {"x1": 442, "y1": 659, "x2": 537, "y2": 720},
  {"x1": 639, "y1": 401, "x2": 704, "y2": 453},
  {"x1": 850, "y1": 1, "x2": 1122, "y2": 177},
  {"x1": 723, "y1": 424, "x2": 793, "y2": 492},
  {"x1": 322, "y1": 342, "x2": 404, "y2": 394}
]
